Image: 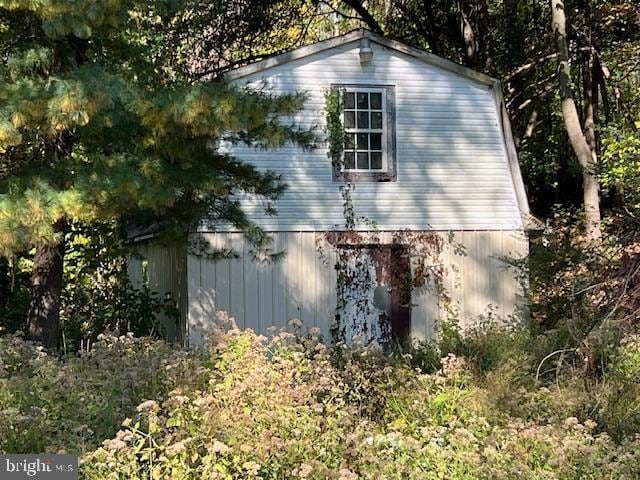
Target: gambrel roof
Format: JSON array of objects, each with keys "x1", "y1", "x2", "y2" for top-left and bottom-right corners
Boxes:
[{"x1": 225, "y1": 29, "x2": 534, "y2": 229}]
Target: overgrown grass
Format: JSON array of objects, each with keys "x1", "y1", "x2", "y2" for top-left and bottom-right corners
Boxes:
[{"x1": 2, "y1": 312, "x2": 640, "y2": 478}]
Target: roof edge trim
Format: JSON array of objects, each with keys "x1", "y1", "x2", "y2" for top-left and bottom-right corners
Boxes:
[
  {"x1": 224, "y1": 29, "x2": 496, "y2": 86},
  {"x1": 490, "y1": 81, "x2": 540, "y2": 230}
]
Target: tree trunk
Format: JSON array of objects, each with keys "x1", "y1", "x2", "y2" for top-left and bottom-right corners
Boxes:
[
  {"x1": 342, "y1": 0, "x2": 384, "y2": 34},
  {"x1": 0, "y1": 257, "x2": 9, "y2": 306},
  {"x1": 458, "y1": 0, "x2": 478, "y2": 66},
  {"x1": 422, "y1": 0, "x2": 445, "y2": 57},
  {"x1": 26, "y1": 233, "x2": 65, "y2": 349},
  {"x1": 550, "y1": 0, "x2": 602, "y2": 241}
]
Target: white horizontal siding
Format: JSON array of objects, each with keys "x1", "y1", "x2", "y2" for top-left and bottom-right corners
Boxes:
[
  {"x1": 218, "y1": 40, "x2": 521, "y2": 231},
  {"x1": 186, "y1": 230, "x2": 528, "y2": 344}
]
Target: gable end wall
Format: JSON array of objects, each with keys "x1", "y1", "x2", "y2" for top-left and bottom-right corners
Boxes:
[{"x1": 220, "y1": 39, "x2": 524, "y2": 231}]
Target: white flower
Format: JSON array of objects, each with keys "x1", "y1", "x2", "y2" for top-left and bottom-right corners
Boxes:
[
  {"x1": 136, "y1": 400, "x2": 159, "y2": 413},
  {"x1": 338, "y1": 468, "x2": 358, "y2": 480},
  {"x1": 243, "y1": 461, "x2": 261, "y2": 475},
  {"x1": 212, "y1": 440, "x2": 230, "y2": 454},
  {"x1": 294, "y1": 463, "x2": 313, "y2": 478},
  {"x1": 288, "y1": 318, "x2": 303, "y2": 328}
]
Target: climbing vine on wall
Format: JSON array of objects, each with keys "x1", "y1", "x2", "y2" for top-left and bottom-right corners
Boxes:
[
  {"x1": 320, "y1": 87, "x2": 463, "y2": 346},
  {"x1": 316, "y1": 226, "x2": 464, "y2": 346},
  {"x1": 340, "y1": 183, "x2": 357, "y2": 230},
  {"x1": 324, "y1": 87, "x2": 345, "y2": 169}
]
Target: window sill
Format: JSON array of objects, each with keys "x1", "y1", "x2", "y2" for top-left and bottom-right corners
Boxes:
[{"x1": 332, "y1": 166, "x2": 397, "y2": 182}]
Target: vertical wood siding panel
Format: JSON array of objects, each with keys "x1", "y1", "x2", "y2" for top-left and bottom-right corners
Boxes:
[
  {"x1": 465, "y1": 231, "x2": 484, "y2": 322},
  {"x1": 271, "y1": 233, "x2": 288, "y2": 331},
  {"x1": 425, "y1": 283, "x2": 439, "y2": 340},
  {"x1": 324, "y1": 239, "x2": 338, "y2": 341},
  {"x1": 313, "y1": 235, "x2": 322, "y2": 329},
  {"x1": 176, "y1": 245, "x2": 188, "y2": 343},
  {"x1": 453, "y1": 232, "x2": 466, "y2": 323},
  {"x1": 498, "y1": 230, "x2": 507, "y2": 316},
  {"x1": 300, "y1": 232, "x2": 316, "y2": 329},
  {"x1": 315, "y1": 234, "x2": 332, "y2": 340},
  {"x1": 127, "y1": 255, "x2": 144, "y2": 288},
  {"x1": 282, "y1": 232, "x2": 297, "y2": 326},
  {"x1": 423, "y1": 234, "x2": 443, "y2": 340},
  {"x1": 165, "y1": 245, "x2": 176, "y2": 340},
  {"x1": 502, "y1": 231, "x2": 513, "y2": 317},
  {"x1": 258, "y1": 253, "x2": 274, "y2": 332},
  {"x1": 282, "y1": 232, "x2": 293, "y2": 323},
  {"x1": 464, "y1": 230, "x2": 475, "y2": 325},
  {"x1": 228, "y1": 233, "x2": 246, "y2": 329},
  {"x1": 186, "y1": 252, "x2": 202, "y2": 344},
  {"x1": 287, "y1": 232, "x2": 303, "y2": 323},
  {"x1": 313, "y1": 236, "x2": 321, "y2": 329},
  {"x1": 477, "y1": 230, "x2": 491, "y2": 318},
  {"x1": 129, "y1": 243, "x2": 185, "y2": 342},
  {"x1": 215, "y1": 234, "x2": 231, "y2": 316},
  {"x1": 506, "y1": 230, "x2": 519, "y2": 317},
  {"x1": 410, "y1": 286, "x2": 428, "y2": 342},
  {"x1": 145, "y1": 246, "x2": 158, "y2": 292},
  {"x1": 488, "y1": 231, "x2": 502, "y2": 316},
  {"x1": 504, "y1": 232, "x2": 520, "y2": 314},
  {"x1": 458, "y1": 231, "x2": 469, "y2": 326},
  {"x1": 513, "y1": 230, "x2": 529, "y2": 317},
  {"x1": 473, "y1": 232, "x2": 483, "y2": 320},
  {"x1": 243, "y1": 236, "x2": 259, "y2": 332},
  {"x1": 175, "y1": 230, "x2": 527, "y2": 343},
  {"x1": 473, "y1": 231, "x2": 483, "y2": 319},
  {"x1": 438, "y1": 232, "x2": 453, "y2": 327},
  {"x1": 199, "y1": 235, "x2": 217, "y2": 330}
]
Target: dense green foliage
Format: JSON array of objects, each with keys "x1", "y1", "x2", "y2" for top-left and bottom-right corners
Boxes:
[
  {"x1": 1, "y1": 221, "x2": 178, "y2": 350},
  {"x1": 0, "y1": 1, "x2": 311, "y2": 248},
  {"x1": 2, "y1": 317, "x2": 640, "y2": 477},
  {"x1": 0, "y1": 0, "x2": 315, "y2": 253},
  {"x1": 0, "y1": 0, "x2": 316, "y2": 345}
]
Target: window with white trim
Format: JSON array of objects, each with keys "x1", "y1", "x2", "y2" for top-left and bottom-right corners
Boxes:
[
  {"x1": 343, "y1": 88, "x2": 386, "y2": 171},
  {"x1": 333, "y1": 85, "x2": 396, "y2": 182}
]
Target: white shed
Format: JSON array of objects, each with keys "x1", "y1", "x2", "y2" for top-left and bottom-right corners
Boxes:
[{"x1": 130, "y1": 29, "x2": 531, "y2": 345}]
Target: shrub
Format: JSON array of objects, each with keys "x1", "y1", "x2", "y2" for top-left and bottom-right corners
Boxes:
[
  {"x1": 1, "y1": 221, "x2": 178, "y2": 352},
  {"x1": 81, "y1": 315, "x2": 640, "y2": 479},
  {"x1": 2, "y1": 313, "x2": 640, "y2": 478},
  {"x1": 598, "y1": 335, "x2": 640, "y2": 439},
  {"x1": 0, "y1": 332, "x2": 205, "y2": 454}
]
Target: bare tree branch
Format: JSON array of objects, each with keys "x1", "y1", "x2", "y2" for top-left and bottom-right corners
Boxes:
[{"x1": 339, "y1": 0, "x2": 383, "y2": 34}]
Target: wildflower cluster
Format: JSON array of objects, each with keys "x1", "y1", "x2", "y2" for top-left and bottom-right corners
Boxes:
[
  {"x1": 2, "y1": 315, "x2": 640, "y2": 478},
  {"x1": 84, "y1": 315, "x2": 640, "y2": 479}
]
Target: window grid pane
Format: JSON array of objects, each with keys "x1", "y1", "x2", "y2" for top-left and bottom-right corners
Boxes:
[
  {"x1": 344, "y1": 92, "x2": 355, "y2": 109},
  {"x1": 342, "y1": 89, "x2": 385, "y2": 171}
]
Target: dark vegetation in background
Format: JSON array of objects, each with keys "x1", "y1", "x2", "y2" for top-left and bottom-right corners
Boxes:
[{"x1": 0, "y1": 222, "x2": 176, "y2": 353}]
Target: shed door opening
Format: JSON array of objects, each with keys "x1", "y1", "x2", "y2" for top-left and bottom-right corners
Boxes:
[{"x1": 335, "y1": 244, "x2": 411, "y2": 345}]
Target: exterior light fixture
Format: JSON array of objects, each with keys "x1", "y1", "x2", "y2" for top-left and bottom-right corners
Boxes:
[{"x1": 359, "y1": 38, "x2": 373, "y2": 63}]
